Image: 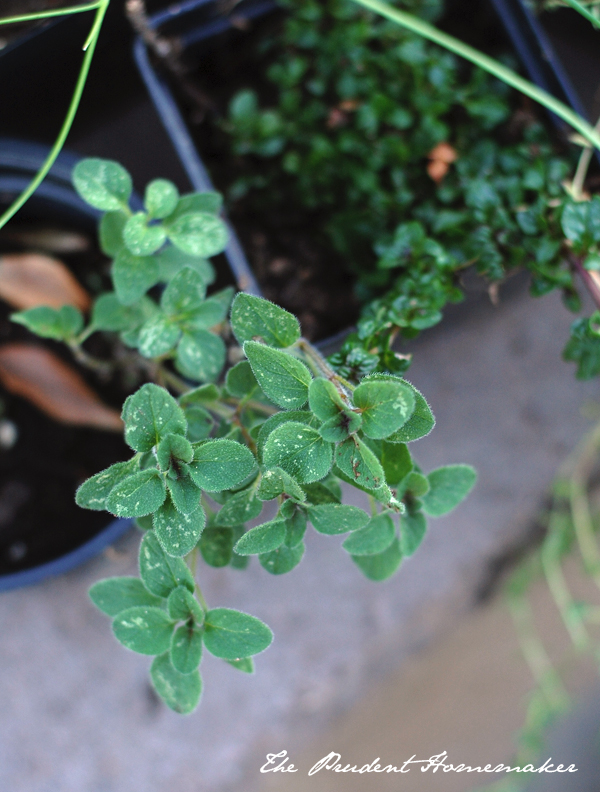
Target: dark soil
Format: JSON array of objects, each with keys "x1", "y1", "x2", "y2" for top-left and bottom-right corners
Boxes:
[{"x1": 0, "y1": 221, "x2": 131, "y2": 576}]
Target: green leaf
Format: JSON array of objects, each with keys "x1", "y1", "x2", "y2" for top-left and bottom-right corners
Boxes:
[
  {"x1": 342, "y1": 512, "x2": 396, "y2": 555},
  {"x1": 400, "y1": 510, "x2": 427, "y2": 556},
  {"x1": 244, "y1": 341, "x2": 312, "y2": 409},
  {"x1": 181, "y1": 405, "x2": 213, "y2": 443},
  {"x1": 76, "y1": 459, "x2": 138, "y2": 511},
  {"x1": 230, "y1": 293, "x2": 300, "y2": 348},
  {"x1": 308, "y1": 503, "x2": 369, "y2": 535},
  {"x1": 138, "y1": 531, "x2": 195, "y2": 597},
  {"x1": 284, "y1": 508, "x2": 307, "y2": 547},
  {"x1": 381, "y1": 441, "x2": 412, "y2": 486},
  {"x1": 112, "y1": 606, "x2": 174, "y2": 655},
  {"x1": 12, "y1": 305, "x2": 83, "y2": 341},
  {"x1": 203, "y1": 608, "x2": 273, "y2": 659},
  {"x1": 89, "y1": 576, "x2": 164, "y2": 617},
  {"x1": 263, "y1": 422, "x2": 333, "y2": 484},
  {"x1": 199, "y1": 527, "x2": 234, "y2": 567},
  {"x1": 564, "y1": 314, "x2": 600, "y2": 379},
  {"x1": 256, "y1": 410, "x2": 320, "y2": 462},
  {"x1": 166, "y1": 212, "x2": 228, "y2": 258},
  {"x1": 421, "y1": 465, "x2": 477, "y2": 516},
  {"x1": 150, "y1": 652, "x2": 202, "y2": 713},
  {"x1": 122, "y1": 383, "x2": 187, "y2": 452},
  {"x1": 234, "y1": 519, "x2": 286, "y2": 555},
  {"x1": 318, "y1": 411, "x2": 362, "y2": 442},
  {"x1": 167, "y1": 586, "x2": 204, "y2": 623},
  {"x1": 137, "y1": 314, "x2": 180, "y2": 357},
  {"x1": 167, "y1": 192, "x2": 223, "y2": 221},
  {"x1": 377, "y1": 380, "x2": 435, "y2": 443},
  {"x1": 153, "y1": 497, "x2": 206, "y2": 557},
  {"x1": 308, "y1": 377, "x2": 347, "y2": 420},
  {"x1": 106, "y1": 469, "x2": 166, "y2": 517},
  {"x1": 226, "y1": 657, "x2": 254, "y2": 673},
  {"x1": 226, "y1": 361, "x2": 259, "y2": 398},
  {"x1": 72, "y1": 158, "x2": 132, "y2": 211},
  {"x1": 145, "y1": 179, "x2": 179, "y2": 220},
  {"x1": 91, "y1": 293, "x2": 143, "y2": 332},
  {"x1": 113, "y1": 248, "x2": 160, "y2": 306},
  {"x1": 403, "y1": 471, "x2": 430, "y2": 497},
  {"x1": 183, "y1": 292, "x2": 232, "y2": 331},
  {"x1": 155, "y1": 246, "x2": 215, "y2": 284},
  {"x1": 157, "y1": 433, "x2": 193, "y2": 471},
  {"x1": 99, "y1": 211, "x2": 127, "y2": 256},
  {"x1": 303, "y1": 481, "x2": 341, "y2": 505},
  {"x1": 217, "y1": 489, "x2": 262, "y2": 526},
  {"x1": 175, "y1": 329, "x2": 226, "y2": 382},
  {"x1": 167, "y1": 475, "x2": 201, "y2": 515},
  {"x1": 123, "y1": 212, "x2": 167, "y2": 256},
  {"x1": 335, "y1": 437, "x2": 385, "y2": 491},
  {"x1": 160, "y1": 267, "x2": 206, "y2": 317},
  {"x1": 259, "y1": 541, "x2": 305, "y2": 574},
  {"x1": 189, "y1": 439, "x2": 256, "y2": 491},
  {"x1": 256, "y1": 467, "x2": 305, "y2": 502},
  {"x1": 352, "y1": 537, "x2": 403, "y2": 581},
  {"x1": 179, "y1": 383, "x2": 219, "y2": 406},
  {"x1": 353, "y1": 380, "x2": 415, "y2": 439},
  {"x1": 170, "y1": 624, "x2": 204, "y2": 674}
]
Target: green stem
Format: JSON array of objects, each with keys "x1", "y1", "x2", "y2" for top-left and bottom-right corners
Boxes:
[
  {"x1": 564, "y1": 0, "x2": 600, "y2": 27},
  {"x1": 0, "y1": 2, "x2": 102, "y2": 25},
  {"x1": 349, "y1": 0, "x2": 600, "y2": 150},
  {"x1": 295, "y1": 338, "x2": 355, "y2": 395},
  {"x1": 0, "y1": 0, "x2": 110, "y2": 231},
  {"x1": 572, "y1": 114, "x2": 600, "y2": 199}
]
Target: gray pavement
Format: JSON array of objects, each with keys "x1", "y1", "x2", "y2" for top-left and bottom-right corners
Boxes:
[{"x1": 0, "y1": 281, "x2": 598, "y2": 792}]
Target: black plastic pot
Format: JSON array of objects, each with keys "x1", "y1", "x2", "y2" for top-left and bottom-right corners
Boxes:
[
  {"x1": 489, "y1": 0, "x2": 600, "y2": 131},
  {"x1": 0, "y1": 139, "x2": 134, "y2": 592}
]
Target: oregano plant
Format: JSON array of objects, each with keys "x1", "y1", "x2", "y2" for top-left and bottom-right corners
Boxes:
[{"x1": 12, "y1": 157, "x2": 475, "y2": 713}]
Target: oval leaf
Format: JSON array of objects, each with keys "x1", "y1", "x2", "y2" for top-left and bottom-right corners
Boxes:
[
  {"x1": 421, "y1": 464, "x2": 477, "y2": 517},
  {"x1": 244, "y1": 341, "x2": 311, "y2": 409},
  {"x1": 233, "y1": 519, "x2": 286, "y2": 556},
  {"x1": 167, "y1": 212, "x2": 228, "y2": 258},
  {"x1": 106, "y1": 469, "x2": 166, "y2": 517},
  {"x1": 73, "y1": 158, "x2": 132, "y2": 211},
  {"x1": 352, "y1": 537, "x2": 403, "y2": 581},
  {"x1": 342, "y1": 512, "x2": 396, "y2": 555},
  {"x1": 89, "y1": 576, "x2": 164, "y2": 617},
  {"x1": 230, "y1": 293, "x2": 300, "y2": 348},
  {"x1": 150, "y1": 652, "x2": 202, "y2": 714},
  {"x1": 139, "y1": 531, "x2": 195, "y2": 598},
  {"x1": 308, "y1": 503, "x2": 369, "y2": 535},
  {"x1": 203, "y1": 608, "x2": 273, "y2": 659},
  {"x1": 263, "y1": 421, "x2": 333, "y2": 484},
  {"x1": 259, "y1": 542, "x2": 305, "y2": 575},
  {"x1": 170, "y1": 624, "x2": 204, "y2": 674},
  {"x1": 353, "y1": 379, "x2": 415, "y2": 439},
  {"x1": 189, "y1": 439, "x2": 256, "y2": 492},
  {"x1": 153, "y1": 497, "x2": 206, "y2": 557},
  {"x1": 112, "y1": 605, "x2": 174, "y2": 655},
  {"x1": 122, "y1": 383, "x2": 187, "y2": 452}
]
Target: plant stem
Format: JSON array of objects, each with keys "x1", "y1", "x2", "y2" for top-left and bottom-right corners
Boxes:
[
  {"x1": 564, "y1": 0, "x2": 600, "y2": 27},
  {"x1": 572, "y1": 114, "x2": 600, "y2": 199},
  {"x1": 0, "y1": 0, "x2": 110, "y2": 231},
  {"x1": 349, "y1": 0, "x2": 600, "y2": 150},
  {"x1": 295, "y1": 338, "x2": 355, "y2": 395},
  {"x1": 0, "y1": 2, "x2": 103, "y2": 25}
]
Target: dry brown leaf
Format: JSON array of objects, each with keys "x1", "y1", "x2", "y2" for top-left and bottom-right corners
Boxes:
[
  {"x1": 0, "y1": 344, "x2": 123, "y2": 431},
  {"x1": 0, "y1": 253, "x2": 91, "y2": 311},
  {"x1": 427, "y1": 142, "x2": 458, "y2": 184}
]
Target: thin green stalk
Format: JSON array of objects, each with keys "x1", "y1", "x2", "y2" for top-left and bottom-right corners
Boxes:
[
  {"x1": 349, "y1": 0, "x2": 600, "y2": 150},
  {"x1": 572, "y1": 114, "x2": 600, "y2": 198},
  {"x1": 0, "y1": 2, "x2": 102, "y2": 25},
  {"x1": 564, "y1": 0, "x2": 600, "y2": 27},
  {"x1": 0, "y1": 0, "x2": 110, "y2": 231}
]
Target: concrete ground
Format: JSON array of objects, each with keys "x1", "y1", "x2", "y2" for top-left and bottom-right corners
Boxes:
[{"x1": 1, "y1": 279, "x2": 599, "y2": 792}]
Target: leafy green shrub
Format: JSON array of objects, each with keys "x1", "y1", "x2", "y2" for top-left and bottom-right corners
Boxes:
[
  {"x1": 14, "y1": 157, "x2": 475, "y2": 713},
  {"x1": 216, "y1": 0, "x2": 600, "y2": 377}
]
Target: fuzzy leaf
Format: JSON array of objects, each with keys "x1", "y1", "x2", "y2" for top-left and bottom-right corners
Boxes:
[
  {"x1": 234, "y1": 519, "x2": 286, "y2": 555},
  {"x1": 112, "y1": 606, "x2": 174, "y2": 655},
  {"x1": 181, "y1": 405, "x2": 213, "y2": 443},
  {"x1": 12, "y1": 305, "x2": 83, "y2": 341},
  {"x1": 155, "y1": 246, "x2": 215, "y2": 284},
  {"x1": 256, "y1": 410, "x2": 319, "y2": 462},
  {"x1": 106, "y1": 469, "x2": 166, "y2": 517},
  {"x1": 262, "y1": 421, "x2": 333, "y2": 484},
  {"x1": 99, "y1": 211, "x2": 127, "y2": 256},
  {"x1": 284, "y1": 508, "x2": 308, "y2": 547},
  {"x1": 226, "y1": 361, "x2": 259, "y2": 398},
  {"x1": 308, "y1": 377, "x2": 347, "y2": 420},
  {"x1": 381, "y1": 441, "x2": 412, "y2": 486},
  {"x1": 157, "y1": 433, "x2": 193, "y2": 471},
  {"x1": 167, "y1": 586, "x2": 204, "y2": 623},
  {"x1": 170, "y1": 624, "x2": 203, "y2": 674},
  {"x1": 421, "y1": 464, "x2": 477, "y2": 516},
  {"x1": 342, "y1": 512, "x2": 396, "y2": 555},
  {"x1": 256, "y1": 467, "x2": 305, "y2": 502},
  {"x1": 308, "y1": 503, "x2": 369, "y2": 535},
  {"x1": 335, "y1": 436, "x2": 385, "y2": 490},
  {"x1": 137, "y1": 314, "x2": 180, "y2": 358},
  {"x1": 244, "y1": 341, "x2": 311, "y2": 409},
  {"x1": 353, "y1": 380, "x2": 415, "y2": 439},
  {"x1": 259, "y1": 542, "x2": 305, "y2": 574},
  {"x1": 226, "y1": 657, "x2": 254, "y2": 673},
  {"x1": 91, "y1": 293, "x2": 144, "y2": 332},
  {"x1": 217, "y1": 489, "x2": 262, "y2": 526},
  {"x1": 113, "y1": 248, "x2": 160, "y2": 305},
  {"x1": 385, "y1": 381, "x2": 435, "y2": 443},
  {"x1": 160, "y1": 267, "x2": 206, "y2": 316},
  {"x1": 153, "y1": 497, "x2": 205, "y2": 557},
  {"x1": 150, "y1": 652, "x2": 202, "y2": 713},
  {"x1": 167, "y1": 475, "x2": 201, "y2": 515},
  {"x1": 145, "y1": 179, "x2": 179, "y2": 220},
  {"x1": 175, "y1": 329, "x2": 225, "y2": 382},
  {"x1": 73, "y1": 158, "x2": 132, "y2": 211},
  {"x1": 199, "y1": 527, "x2": 233, "y2": 567},
  {"x1": 166, "y1": 212, "x2": 228, "y2": 258},
  {"x1": 203, "y1": 608, "x2": 273, "y2": 659},
  {"x1": 138, "y1": 531, "x2": 195, "y2": 597},
  {"x1": 123, "y1": 212, "x2": 167, "y2": 256},
  {"x1": 230, "y1": 293, "x2": 300, "y2": 347},
  {"x1": 122, "y1": 383, "x2": 186, "y2": 452},
  {"x1": 189, "y1": 439, "x2": 256, "y2": 491},
  {"x1": 89, "y1": 576, "x2": 164, "y2": 617},
  {"x1": 352, "y1": 537, "x2": 403, "y2": 581},
  {"x1": 318, "y1": 410, "x2": 362, "y2": 442},
  {"x1": 76, "y1": 459, "x2": 138, "y2": 511},
  {"x1": 400, "y1": 510, "x2": 427, "y2": 556},
  {"x1": 167, "y1": 193, "x2": 222, "y2": 220}
]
